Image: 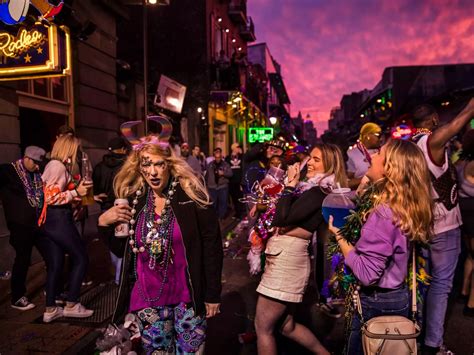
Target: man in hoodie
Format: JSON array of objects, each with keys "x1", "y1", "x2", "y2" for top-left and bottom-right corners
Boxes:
[{"x1": 92, "y1": 137, "x2": 128, "y2": 284}]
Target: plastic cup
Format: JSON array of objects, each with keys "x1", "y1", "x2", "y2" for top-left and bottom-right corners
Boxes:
[{"x1": 114, "y1": 198, "x2": 129, "y2": 238}]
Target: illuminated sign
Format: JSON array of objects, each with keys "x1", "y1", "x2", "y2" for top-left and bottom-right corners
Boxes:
[
  {"x1": 154, "y1": 75, "x2": 187, "y2": 114},
  {"x1": 0, "y1": 23, "x2": 71, "y2": 80},
  {"x1": 0, "y1": 0, "x2": 63, "y2": 26},
  {"x1": 391, "y1": 124, "x2": 413, "y2": 140},
  {"x1": 249, "y1": 127, "x2": 274, "y2": 143}
]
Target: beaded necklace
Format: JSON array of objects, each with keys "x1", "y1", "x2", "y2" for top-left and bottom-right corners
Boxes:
[
  {"x1": 128, "y1": 178, "x2": 179, "y2": 302},
  {"x1": 355, "y1": 140, "x2": 373, "y2": 164},
  {"x1": 11, "y1": 159, "x2": 43, "y2": 209},
  {"x1": 411, "y1": 128, "x2": 432, "y2": 142}
]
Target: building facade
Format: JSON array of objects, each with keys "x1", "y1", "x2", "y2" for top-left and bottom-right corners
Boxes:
[
  {"x1": 0, "y1": 0, "x2": 136, "y2": 270},
  {"x1": 118, "y1": 0, "x2": 263, "y2": 156}
]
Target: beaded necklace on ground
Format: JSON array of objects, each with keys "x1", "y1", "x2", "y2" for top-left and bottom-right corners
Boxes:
[
  {"x1": 128, "y1": 178, "x2": 179, "y2": 302},
  {"x1": 11, "y1": 159, "x2": 43, "y2": 209}
]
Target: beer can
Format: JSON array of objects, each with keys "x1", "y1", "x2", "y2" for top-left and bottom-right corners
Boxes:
[{"x1": 114, "y1": 198, "x2": 129, "y2": 238}]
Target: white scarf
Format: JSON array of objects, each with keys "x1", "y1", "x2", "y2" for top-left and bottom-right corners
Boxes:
[{"x1": 297, "y1": 173, "x2": 336, "y2": 192}]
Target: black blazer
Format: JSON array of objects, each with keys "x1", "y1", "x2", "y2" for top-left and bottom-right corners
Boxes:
[{"x1": 109, "y1": 183, "x2": 223, "y2": 322}]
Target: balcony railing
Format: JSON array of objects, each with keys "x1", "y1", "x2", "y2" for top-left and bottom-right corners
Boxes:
[
  {"x1": 239, "y1": 16, "x2": 256, "y2": 42},
  {"x1": 228, "y1": 1, "x2": 247, "y2": 25}
]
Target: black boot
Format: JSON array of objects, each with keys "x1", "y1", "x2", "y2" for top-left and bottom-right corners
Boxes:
[{"x1": 421, "y1": 345, "x2": 439, "y2": 355}]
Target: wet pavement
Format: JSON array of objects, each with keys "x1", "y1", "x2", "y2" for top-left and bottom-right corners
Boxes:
[{"x1": 0, "y1": 215, "x2": 473, "y2": 354}]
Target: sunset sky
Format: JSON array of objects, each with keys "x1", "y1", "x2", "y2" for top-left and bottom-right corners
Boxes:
[{"x1": 247, "y1": 0, "x2": 474, "y2": 134}]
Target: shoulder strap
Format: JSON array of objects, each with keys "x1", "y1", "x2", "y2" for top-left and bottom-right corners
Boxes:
[
  {"x1": 411, "y1": 246, "x2": 417, "y2": 318},
  {"x1": 356, "y1": 246, "x2": 418, "y2": 322}
]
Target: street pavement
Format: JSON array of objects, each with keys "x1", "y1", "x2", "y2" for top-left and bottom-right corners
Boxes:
[{"x1": 0, "y1": 214, "x2": 473, "y2": 354}]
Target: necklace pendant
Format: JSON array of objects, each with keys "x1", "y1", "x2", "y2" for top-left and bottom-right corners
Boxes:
[{"x1": 150, "y1": 239, "x2": 162, "y2": 256}]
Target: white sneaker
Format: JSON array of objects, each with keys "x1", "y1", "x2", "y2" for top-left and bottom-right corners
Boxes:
[
  {"x1": 11, "y1": 296, "x2": 36, "y2": 311},
  {"x1": 63, "y1": 303, "x2": 94, "y2": 318},
  {"x1": 43, "y1": 307, "x2": 64, "y2": 323}
]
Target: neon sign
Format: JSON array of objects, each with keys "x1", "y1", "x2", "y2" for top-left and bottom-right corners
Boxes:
[
  {"x1": 0, "y1": 0, "x2": 63, "y2": 25},
  {"x1": 0, "y1": 28, "x2": 45, "y2": 58},
  {"x1": 0, "y1": 23, "x2": 71, "y2": 80},
  {"x1": 391, "y1": 124, "x2": 413, "y2": 140},
  {"x1": 249, "y1": 127, "x2": 274, "y2": 143}
]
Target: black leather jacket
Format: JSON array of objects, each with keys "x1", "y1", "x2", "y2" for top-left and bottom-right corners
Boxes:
[{"x1": 105, "y1": 184, "x2": 223, "y2": 323}]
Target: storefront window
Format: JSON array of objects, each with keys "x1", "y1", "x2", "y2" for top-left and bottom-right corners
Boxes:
[
  {"x1": 17, "y1": 80, "x2": 29, "y2": 93},
  {"x1": 52, "y1": 77, "x2": 66, "y2": 101},
  {"x1": 16, "y1": 77, "x2": 70, "y2": 104},
  {"x1": 33, "y1": 78, "x2": 48, "y2": 97}
]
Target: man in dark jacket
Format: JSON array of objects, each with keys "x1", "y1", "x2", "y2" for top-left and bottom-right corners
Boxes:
[
  {"x1": 92, "y1": 137, "x2": 128, "y2": 284},
  {"x1": 206, "y1": 148, "x2": 232, "y2": 219},
  {"x1": 226, "y1": 142, "x2": 245, "y2": 218},
  {"x1": 0, "y1": 146, "x2": 48, "y2": 310}
]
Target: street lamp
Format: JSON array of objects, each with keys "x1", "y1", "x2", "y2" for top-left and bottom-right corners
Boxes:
[
  {"x1": 269, "y1": 116, "x2": 278, "y2": 125},
  {"x1": 141, "y1": 0, "x2": 170, "y2": 134}
]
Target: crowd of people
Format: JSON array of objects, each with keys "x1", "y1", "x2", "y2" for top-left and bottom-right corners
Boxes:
[{"x1": 0, "y1": 98, "x2": 473, "y2": 354}]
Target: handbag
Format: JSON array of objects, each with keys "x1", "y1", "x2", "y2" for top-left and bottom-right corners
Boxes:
[{"x1": 357, "y1": 247, "x2": 421, "y2": 355}]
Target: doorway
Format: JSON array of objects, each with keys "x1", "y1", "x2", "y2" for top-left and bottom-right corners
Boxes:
[{"x1": 19, "y1": 107, "x2": 67, "y2": 153}]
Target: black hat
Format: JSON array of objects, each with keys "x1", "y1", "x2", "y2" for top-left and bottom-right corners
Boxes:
[
  {"x1": 266, "y1": 138, "x2": 287, "y2": 151},
  {"x1": 108, "y1": 137, "x2": 127, "y2": 151}
]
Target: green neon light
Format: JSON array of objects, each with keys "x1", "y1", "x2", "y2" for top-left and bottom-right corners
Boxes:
[{"x1": 249, "y1": 127, "x2": 274, "y2": 143}]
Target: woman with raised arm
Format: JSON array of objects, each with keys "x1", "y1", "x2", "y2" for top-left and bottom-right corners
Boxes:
[{"x1": 254, "y1": 143, "x2": 347, "y2": 355}]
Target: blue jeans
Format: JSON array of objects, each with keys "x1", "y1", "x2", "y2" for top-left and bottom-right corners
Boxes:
[
  {"x1": 424, "y1": 227, "x2": 461, "y2": 348},
  {"x1": 41, "y1": 207, "x2": 89, "y2": 307},
  {"x1": 347, "y1": 287, "x2": 410, "y2": 355},
  {"x1": 209, "y1": 187, "x2": 228, "y2": 219}
]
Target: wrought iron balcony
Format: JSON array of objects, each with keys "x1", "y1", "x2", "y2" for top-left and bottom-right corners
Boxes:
[
  {"x1": 228, "y1": 2, "x2": 247, "y2": 25},
  {"x1": 239, "y1": 16, "x2": 256, "y2": 42}
]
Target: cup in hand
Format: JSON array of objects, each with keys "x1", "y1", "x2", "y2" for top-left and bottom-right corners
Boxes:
[
  {"x1": 114, "y1": 198, "x2": 130, "y2": 238},
  {"x1": 81, "y1": 180, "x2": 95, "y2": 206}
]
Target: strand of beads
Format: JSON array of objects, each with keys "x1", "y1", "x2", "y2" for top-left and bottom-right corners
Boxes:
[
  {"x1": 12, "y1": 160, "x2": 41, "y2": 207},
  {"x1": 127, "y1": 188, "x2": 143, "y2": 254},
  {"x1": 127, "y1": 178, "x2": 179, "y2": 261}
]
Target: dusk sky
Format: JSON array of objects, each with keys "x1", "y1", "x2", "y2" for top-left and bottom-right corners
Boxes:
[{"x1": 247, "y1": 0, "x2": 474, "y2": 134}]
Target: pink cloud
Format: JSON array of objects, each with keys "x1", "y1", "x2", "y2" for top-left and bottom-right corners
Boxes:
[{"x1": 248, "y1": 0, "x2": 474, "y2": 133}]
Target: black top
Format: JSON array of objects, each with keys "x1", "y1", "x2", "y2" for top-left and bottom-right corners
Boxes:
[
  {"x1": 272, "y1": 186, "x2": 327, "y2": 233},
  {"x1": 92, "y1": 152, "x2": 127, "y2": 210},
  {"x1": 226, "y1": 153, "x2": 243, "y2": 184},
  {"x1": 241, "y1": 143, "x2": 267, "y2": 193},
  {"x1": 0, "y1": 163, "x2": 38, "y2": 228},
  {"x1": 108, "y1": 183, "x2": 223, "y2": 322}
]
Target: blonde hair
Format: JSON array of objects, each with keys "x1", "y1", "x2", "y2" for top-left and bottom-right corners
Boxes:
[
  {"x1": 311, "y1": 143, "x2": 348, "y2": 188},
  {"x1": 50, "y1": 135, "x2": 80, "y2": 171},
  {"x1": 372, "y1": 139, "x2": 433, "y2": 243},
  {"x1": 114, "y1": 136, "x2": 210, "y2": 206}
]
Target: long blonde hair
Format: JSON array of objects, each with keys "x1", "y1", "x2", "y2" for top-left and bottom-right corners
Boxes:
[
  {"x1": 50, "y1": 135, "x2": 80, "y2": 171},
  {"x1": 372, "y1": 139, "x2": 433, "y2": 243},
  {"x1": 114, "y1": 136, "x2": 210, "y2": 206},
  {"x1": 312, "y1": 143, "x2": 348, "y2": 188}
]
